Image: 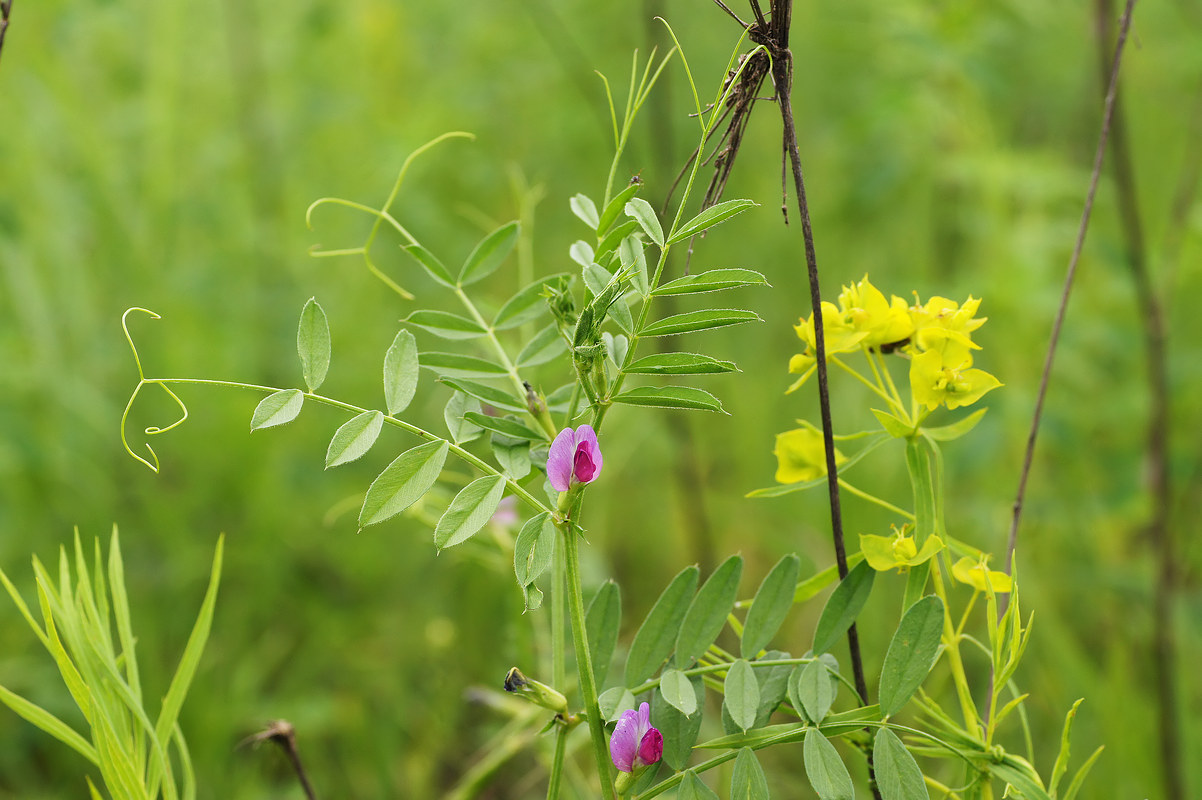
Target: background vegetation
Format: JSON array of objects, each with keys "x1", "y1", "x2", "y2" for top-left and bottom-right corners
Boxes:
[{"x1": 1, "y1": 0, "x2": 1199, "y2": 797}]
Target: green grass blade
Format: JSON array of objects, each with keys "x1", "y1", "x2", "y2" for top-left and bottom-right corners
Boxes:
[
  {"x1": 108, "y1": 529, "x2": 143, "y2": 705},
  {"x1": 0, "y1": 684, "x2": 99, "y2": 765}
]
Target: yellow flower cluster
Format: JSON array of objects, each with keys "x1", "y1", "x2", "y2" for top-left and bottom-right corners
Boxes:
[{"x1": 788, "y1": 275, "x2": 1002, "y2": 412}]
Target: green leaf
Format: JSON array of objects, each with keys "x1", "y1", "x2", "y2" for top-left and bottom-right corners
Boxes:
[
  {"x1": 668, "y1": 199, "x2": 758, "y2": 245},
  {"x1": 418, "y1": 351, "x2": 508, "y2": 379},
  {"x1": 359, "y1": 440, "x2": 449, "y2": 528},
  {"x1": 570, "y1": 240, "x2": 597, "y2": 270},
  {"x1": 794, "y1": 659, "x2": 835, "y2": 723},
  {"x1": 297, "y1": 297, "x2": 331, "y2": 392},
  {"x1": 493, "y1": 274, "x2": 572, "y2": 330},
  {"x1": 582, "y1": 261, "x2": 612, "y2": 296},
  {"x1": 438, "y1": 378, "x2": 526, "y2": 413},
  {"x1": 598, "y1": 182, "x2": 642, "y2": 235},
  {"x1": 433, "y1": 474, "x2": 507, "y2": 549},
  {"x1": 652, "y1": 676, "x2": 704, "y2": 770},
  {"x1": 405, "y1": 310, "x2": 487, "y2": 340},
  {"x1": 596, "y1": 219, "x2": 639, "y2": 266},
  {"x1": 676, "y1": 555, "x2": 743, "y2": 667},
  {"x1": 250, "y1": 389, "x2": 304, "y2": 430},
  {"x1": 513, "y1": 512, "x2": 554, "y2": 589},
  {"x1": 491, "y1": 436, "x2": 531, "y2": 479},
  {"x1": 623, "y1": 352, "x2": 738, "y2": 376},
  {"x1": 653, "y1": 268, "x2": 770, "y2": 296},
  {"x1": 384, "y1": 329, "x2": 420, "y2": 415},
  {"x1": 731, "y1": 748, "x2": 770, "y2": 800},
  {"x1": 724, "y1": 659, "x2": 760, "y2": 732},
  {"x1": 444, "y1": 392, "x2": 483, "y2": 444},
  {"x1": 459, "y1": 221, "x2": 520, "y2": 285},
  {"x1": 812, "y1": 559, "x2": 876, "y2": 655},
  {"x1": 871, "y1": 408, "x2": 915, "y2": 439},
  {"x1": 641, "y1": 309, "x2": 761, "y2": 337},
  {"x1": 626, "y1": 565, "x2": 700, "y2": 686},
  {"x1": 878, "y1": 595, "x2": 944, "y2": 717},
  {"x1": 1050, "y1": 698, "x2": 1084, "y2": 797},
  {"x1": 751, "y1": 650, "x2": 795, "y2": 728},
  {"x1": 463, "y1": 412, "x2": 546, "y2": 442},
  {"x1": 742, "y1": 554, "x2": 802, "y2": 657},
  {"x1": 873, "y1": 728, "x2": 929, "y2": 800},
  {"x1": 746, "y1": 435, "x2": 890, "y2": 498},
  {"x1": 803, "y1": 728, "x2": 855, "y2": 800},
  {"x1": 598, "y1": 687, "x2": 636, "y2": 722},
  {"x1": 619, "y1": 234, "x2": 649, "y2": 296},
  {"x1": 570, "y1": 193, "x2": 599, "y2": 229},
  {"x1": 0, "y1": 685, "x2": 97, "y2": 764},
  {"x1": 625, "y1": 197, "x2": 664, "y2": 247},
  {"x1": 659, "y1": 668, "x2": 697, "y2": 716},
  {"x1": 611, "y1": 386, "x2": 726, "y2": 413},
  {"x1": 922, "y1": 408, "x2": 988, "y2": 442},
  {"x1": 586, "y1": 581, "x2": 621, "y2": 687},
  {"x1": 607, "y1": 291, "x2": 635, "y2": 336},
  {"x1": 602, "y1": 332, "x2": 629, "y2": 368},
  {"x1": 516, "y1": 324, "x2": 567, "y2": 367},
  {"x1": 401, "y1": 244, "x2": 456, "y2": 288},
  {"x1": 678, "y1": 770, "x2": 721, "y2": 800},
  {"x1": 325, "y1": 410, "x2": 385, "y2": 468}
]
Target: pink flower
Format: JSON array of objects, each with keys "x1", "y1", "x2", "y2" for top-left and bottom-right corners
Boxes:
[
  {"x1": 546, "y1": 425, "x2": 603, "y2": 492},
  {"x1": 609, "y1": 702, "x2": 663, "y2": 773}
]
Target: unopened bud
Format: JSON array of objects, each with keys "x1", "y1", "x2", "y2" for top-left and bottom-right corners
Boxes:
[{"x1": 503, "y1": 667, "x2": 568, "y2": 713}]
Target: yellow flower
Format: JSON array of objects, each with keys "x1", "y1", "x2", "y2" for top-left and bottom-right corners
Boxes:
[
  {"x1": 773, "y1": 426, "x2": 846, "y2": 484},
  {"x1": 838, "y1": 276, "x2": 914, "y2": 348},
  {"x1": 951, "y1": 557, "x2": 1013, "y2": 593},
  {"x1": 909, "y1": 348, "x2": 1001, "y2": 411},
  {"x1": 860, "y1": 527, "x2": 945, "y2": 572},
  {"x1": 909, "y1": 294, "x2": 987, "y2": 344}
]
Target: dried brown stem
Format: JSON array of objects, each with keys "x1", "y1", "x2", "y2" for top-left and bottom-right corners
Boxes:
[{"x1": 241, "y1": 720, "x2": 319, "y2": 800}]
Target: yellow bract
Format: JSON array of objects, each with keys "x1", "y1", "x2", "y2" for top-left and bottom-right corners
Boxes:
[
  {"x1": 952, "y1": 556, "x2": 1013, "y2": 593},
  {"x1": 861, "y1": 528, "x2": 945, "y2": 572},
  {"x1": 773, "y1": 426, "x2": 846, "y2": 484}
]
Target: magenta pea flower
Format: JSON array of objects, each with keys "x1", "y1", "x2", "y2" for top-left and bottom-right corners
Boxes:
[
  {"x1": 546, "y1": 425, "x2": 603, "y2": 492},
  {"x1": 609, "y1": 702, "x2": 663, "y2": 774}
]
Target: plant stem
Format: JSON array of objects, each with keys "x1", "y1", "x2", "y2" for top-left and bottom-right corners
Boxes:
[
  {"x1": 561, "y1": 523, "x2": 616, "y2": 800},
  {"x1": 545, "y1": 530, "x2": 568, "y2": 798}
]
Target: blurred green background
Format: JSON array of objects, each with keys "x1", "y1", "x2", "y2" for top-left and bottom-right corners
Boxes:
[{"x1": 2, "y1": 0, "x2": 1200, "y2": 797}]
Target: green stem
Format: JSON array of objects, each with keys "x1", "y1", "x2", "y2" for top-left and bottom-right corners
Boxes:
[
  {"x1": 561, "y1": 523, "x2": 616, "y2": 800},
  {"x1": 837, "y1": 479, "x2": 915, "y2": 520},
  {"x1": 545, "y1": 725, "x2": 567, "y2": 800},
  {"x1": 545, "y1": 531, "x2": 568, "y2": 798}
]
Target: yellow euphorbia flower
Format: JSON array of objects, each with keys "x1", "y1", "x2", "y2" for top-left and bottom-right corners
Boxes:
[
  {"x1": 838, "y1": 276, "x2": 914, "y2": 348},
  {"x1": 773, "y1": 426, "x2": 846, "y2": 484},
  {"x1": 951, "y1": 556, "x2": 1013, "y2": 593},
  {"x1": 860, "y1": 527, "x2": 945, "y2": 572},
  {"x1": 910, "y1": 294, "x2": 987, "y2": 340},
  {"x1": 910, "y1": 348, "x2": 1001, "y2": 411}
]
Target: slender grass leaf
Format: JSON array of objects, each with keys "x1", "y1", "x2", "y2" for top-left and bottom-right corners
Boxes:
[
  {"x1": 724, "y1": 659, "x2": 760, "y2": 732},
  {"x1": 813, "y1": 560, "x2": 876, "y2": 655},
  {"x1": 653, "y1": 268, "x2": 769, "y2": 296},
  {"x1": 459, "y1": 220, "x2": 520, "y2": 286},
  {"x1": 250, "y1": 389, "x2": 303, "y2": 431},
  {"x1": 438, "y1": 378, "x2": 526, "y2": 413},
  {"x1": 678, "y1": 770, "x2": 721, "y2": 800},
  {"x1": 795, "y1": 659, "x2": 835, "y2": 723},
  {"x1": 626, "y1": 565, "x2": 699, "y2": 686},
  {"x1": 676, "y1": 555, "x2": 743, "y2": 667},
  {"x1": 611, "y1": 386, "x2": 726, "y2": 413},
  {"x1": 513, "y1": 512, "x2": 554, "y2": 591},
  {"x1": 404, "y1": 310, "x2": 487, "y2": 340},
  {"x1": 359, "y1": 440, "x2": 449, "y2": 528},
  {"x1": 0, "y1": 685, "x2": 98, "y2": 764},
  {"x1": 297, "y1": 298, "x2": 330, "y2": 392},
  {"x1": 153, "y1": 536, "x2": 223, "y2": 757},
  {"x1": 586, "y1": 582, "x2": 621, "y2": 687},
  {"x1": 873, "y1": 728, "x2": 929, "y2": 800},
  {"x1": 326, "y1": 411, "x2": 385, "y2": 468},
  {"x1": 516, "y1": 324, "x2": 567, "y2": 367},
  {"x1": 618, "y1": 233, "x2": 649, "y2": 296},
  {"x1": 599, "y1": 182, "x2": 642, "y2": 235},
  {"x1": 625, "y1": 197, "x2": 664, "y2": 247},
  {"x1": 433, "y1": 475, "x2": 507, "y2": 549},
  {"x1": 641, "y1": 309, "x2": 760, "y2": 337},
  {"x1": 804, "y1": 728, "x2": 855, "y2": 800},
  {"x1": 1050, "y1": 698, "x2": 1084, "y2": 796},
  {"x1": 624, "y1": 352, "x2": 738, "y2": 376},
  {"x1": 570, "y1": 193, "x2": 599, "y2": 229},
  {"x1": 493, "y1": 273, "x2": 571, "y2": 330},
  {"x1": 742, "y1": 554, "x2": 801, "y2": 657},
  {"x1": 1062, "y1": 746, "x2": 1105, "y2": 800},
  {"x1": 418, "y1": 352, "x2": 508, "y2": 379},
  {"x1": 105, "y1": 532, "x2": 139, "y2": 702},
  {"x1": 463, "y1": 412, "x2": 546, "y2": 442},
  {"x1": 987, "y1": 758, "x2": 1052, "y2": 800},
  {"x1": 668, "y1": 199, "x2": 758, "y2": 245},
  {"x1": 659, "y1": 668, "x2": 697, "y2": 717},
  {"x1": 731, "y1": 748, "x2": 770, "y2": 800},
  {"x1": 878, "y1": 595, "x2": 944, "y2": 717},
  {"x1": 444, "y1": 392, "x2": 483, "y2": 444},
  {"x1": 652, "y1": 677, "x2": 704, "y2": 770},
  {"x1": 384, "y1": 329, "x2": 419, "y2": 415},
  {"x1": 401, "y1": 244, "x2": 456, "y2": 288},
  {"x1": 598, "y1": 687, "x2": 636, "y2": 722}
]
